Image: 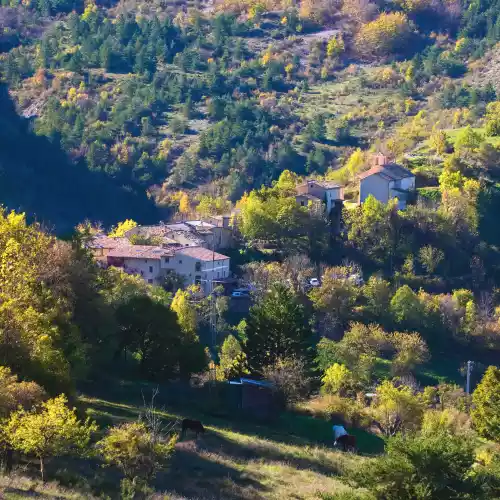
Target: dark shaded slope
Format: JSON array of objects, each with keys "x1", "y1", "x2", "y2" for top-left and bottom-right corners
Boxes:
[{"x1": 0, "y1": 83, "x2": 158, "y2": 234}]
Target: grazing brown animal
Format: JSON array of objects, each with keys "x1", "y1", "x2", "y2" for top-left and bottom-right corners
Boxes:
[
  {"x1": 181, "y1": 418, "x2": 205, "y2": 438},
  {"x1": 336, "y1": 434, "x2": 357, "y2": 452}
]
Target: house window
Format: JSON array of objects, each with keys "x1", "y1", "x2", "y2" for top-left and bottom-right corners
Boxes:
[
  {"x1": 217, "y1": 272, "x2": 220, "y2": 278},
  {"x1": 147, "y1": 279, "x2": 153, "y2": 284},
  {"x1": 195, "y1": 276, "x2": 201, "y2": 285},
  {"x1": 195, "y1": 261, "x2": 201, "y2": 272},
  {"x1": 179, "y1": 260, "x2": 182, "y2": 264},
  {"x1": 149, "y1": 266, "x2": 153, "y2": 273},
  {"x1": 164, "y1": 257, "x2": 170, "y2": 264},
  {"x1": 300, "y1": 201, "x2": 305, "y2": 206}
]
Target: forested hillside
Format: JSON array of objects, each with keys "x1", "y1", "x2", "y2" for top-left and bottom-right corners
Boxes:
[
  {"x1": 2, "y1": 0, "x2": 500, "y2": 498},
  {"x1": 0, "y1": 83, "x2": 158, "y2": 232},
  {"x1": 3, "y1": 0, "x2": 500, "y2": 224}
]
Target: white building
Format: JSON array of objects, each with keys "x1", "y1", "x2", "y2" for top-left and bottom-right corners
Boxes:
[
  {"x1": 106, "y1": 245, "x2": 173, "y2": 286},
  {"x1": 91, "y1": 237, "x2": 231, "y2": 294},
  {"x1": 295, "y1": 180, "x2": 344, "y2": 214},
  {"x1": 173, "y1": 246, "x2": 231, "y2": 293},
  {"x1": 294, "y1": 179, "x2": 344, "y2": 232},
  {"x1": 358, "y1": 154, "x2": 415, "y2": 209}
]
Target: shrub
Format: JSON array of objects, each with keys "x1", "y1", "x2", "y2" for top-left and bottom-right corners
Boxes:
[
  {"x1": 351, "y1": 429, "x2": 490, "y2": 499},
  {"x1": 263, "y1": 357, "x2": 312, "y2": 407},
  {"x1": 327, "y1": 395, "x2": 370, "y2": 428},
  {"x1": 421, "y1": 408, "x2": 473, "y2": 436},
  {"x1": 321, "y1": 363, "x2": 356, "y2": 396},
  {"x1": 97, "y1": 421, "x2": 177, "y2": 484}
]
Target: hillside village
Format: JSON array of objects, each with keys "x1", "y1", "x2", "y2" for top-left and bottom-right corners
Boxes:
[
  {"x1": 89, "y1": 219, "x2": 234, "y2": 291},
  {"x1": 88, "y1": 153, "x2": 417, "y2": 296},
  {"x1": 2, "y1": 0, "x2": 500, "y2": 495}
]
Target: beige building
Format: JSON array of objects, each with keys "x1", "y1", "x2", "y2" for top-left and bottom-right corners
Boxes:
[
  {"x1": 295, "y1": 179, "x2": 344, "y2": 231},
  {"x1": 295, "y1": 180, "x2": 344, "y2": 213},
  {"x1": 173, "y1": 246, "x2": 231, "y2": 293},
  {"x1": 125, "y1": 218, "x2": 234, "y2": 251},
  {"x1": 106, "y1": 245, "x2": 174, "y2": 286},
  {"x1": 358, "y1": 154, "x2": 415, "y2": 209},
  {"x1": 88, "y1": 235, "x2": 231, "y2": 294},
  {"x1": 88, "y1": 235, "x2": 130, "y2": 263}
]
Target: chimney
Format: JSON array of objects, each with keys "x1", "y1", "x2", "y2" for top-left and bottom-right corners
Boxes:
[{"x1": 373, "y1": 152, "x2": 388, "y2": 167}]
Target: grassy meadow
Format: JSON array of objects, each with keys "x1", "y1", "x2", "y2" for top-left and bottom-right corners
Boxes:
[{"x1": 0, "y1": 379, "x2": 383, "y2": 499}]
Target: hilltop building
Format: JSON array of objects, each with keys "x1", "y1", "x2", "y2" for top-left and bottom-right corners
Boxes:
[
  {"x1": 295, "y1": 179, "x2": 345, "y2": 230},
  {"x1": 358, "y1": 153, "x2": 415, "y2": 209}
]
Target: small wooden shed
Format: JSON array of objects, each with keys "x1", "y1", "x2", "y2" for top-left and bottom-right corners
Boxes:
[{"x1": 227, "y1": 378, "x2": 281, "y2": 421}]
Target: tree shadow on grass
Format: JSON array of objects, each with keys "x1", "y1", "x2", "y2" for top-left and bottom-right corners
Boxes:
[
  {"x1": 83, "y1": 398, "x2": 145, "y2": 426},
  {"x1": 197, "y1": 412, "x2": 384, "y2": 457},
  {"x1": 191, "y1": 428, "x2": 345, "y2": 477},
  {"x1": 81, "y1": 385, "x2": 384, "y2": 456},
  {"x1": 159, "y1": 440, "x2": 270, "y2": 500}
]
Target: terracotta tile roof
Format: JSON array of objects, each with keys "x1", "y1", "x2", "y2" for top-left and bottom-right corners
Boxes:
[
  {"x1": 297, "y1": 180, "x2": 342, "y2": 189},
  {"x1": 88, "y1": 235, "x2": 129, "y2": 249},
  {"x1": 129, "y1": 224, "x2": 206, "y2": 245},
  {"x1": 358, "y1": 164, "x2": 414, "y2": 181},
  {"x1": 296, "y1": 193, "x2": 323, "y2": 201},
  {"x1": 107, "y1": 245, "x2": 174, "y2": 259},
  {"x1": 316, "y1": 180, "x2": 342, "y2": 189},
  {"x1": 176, "y1": 246, "x2": 229, "y2": 261},
  {"x1": 165, "y1": 223, "x2": 192, "y2": 232},
  {"x1": 185, "y1": 220, "x2": 216, "y2": 229}
]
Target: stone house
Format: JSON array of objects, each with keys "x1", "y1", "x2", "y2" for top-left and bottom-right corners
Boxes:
[
  {"x1": 88, "y1": 236, "x2": 230, "y2": 294},
  {"x1": 295, "y1": 179, "x2": 345, "y2": 230},
  {"x1": 358, "y1": 153, "x2": 415, "y2": 209}
]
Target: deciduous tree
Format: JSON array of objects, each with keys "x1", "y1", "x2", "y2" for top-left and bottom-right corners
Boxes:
[
  {"x1": 97, "y1": 422, "x2": 176, "y2": 485},
  {"x1": 321, "y1": 363, "x2": 354, "y2": 396},
  {"x1": 109, "y1": 219, "x2": 138, "y2": 238},
  {"x1": 6, "y1": 395, "x2": 96, "y2": 481},
  {"x1": 116, "y1": 296, "x2": 184, "y2": 379},
  {"x1": 356, "y1": 12, "x2": 413, "y2": 57},
  {"x1": 262, "y1": 357, "x2": 311, "y2": 407},
  {"x1": 418, "y1": 245, "x2": 444, "y2": 274},
  {"x1": 390, "y1": 331, "x2": 429, "y2": 375},
  {"x1": 372, "y1": 380, "x2": 424, "y2": 436}
]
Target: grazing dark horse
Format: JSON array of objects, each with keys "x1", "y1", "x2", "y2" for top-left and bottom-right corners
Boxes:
[
  {"x1": 181, "y1": 418, "x2": 205, "y2": 439},
  {"x1": 336, "y1": 434, "x2": 357, "y2": 452}
]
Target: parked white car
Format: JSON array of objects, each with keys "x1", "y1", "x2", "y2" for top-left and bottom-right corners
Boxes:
[
  {"x1": 309, "y1": 278, "x2": 320, "y2": 287},
  {"x1": 348, "y1": 273, "x2": 364, "y2": 286}
]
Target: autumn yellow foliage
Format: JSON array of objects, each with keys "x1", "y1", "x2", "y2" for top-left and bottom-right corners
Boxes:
[{"x1": 356, "y1": 12, "x2": 412, "y2": 57}]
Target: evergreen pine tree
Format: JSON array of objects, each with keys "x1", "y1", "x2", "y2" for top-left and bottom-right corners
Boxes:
[
  {"x1": 471, "y1": 366, "x2": 500, "y2": 442},
  {"x1": 244, "y1": 284, "x2": 311, "y2": 373}
]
